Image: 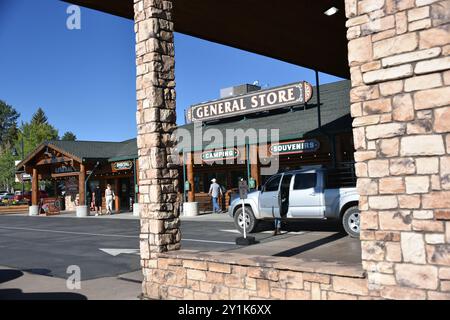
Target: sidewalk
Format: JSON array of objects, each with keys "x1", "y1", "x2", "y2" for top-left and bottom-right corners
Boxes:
[
  {"x1": 4, "y1": 210, "x2": 233, "y2": 222},
  {"x1": 0, "y1": 266, "x2": 143, "y2": 300}
]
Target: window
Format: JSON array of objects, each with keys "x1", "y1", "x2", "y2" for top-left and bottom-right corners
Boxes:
[
  {"x1": 265, "y1": 175, "x2": 281, "y2": 192},
  {"x1": 293, "y1": 173, "x2": 316, "y2": 190}
]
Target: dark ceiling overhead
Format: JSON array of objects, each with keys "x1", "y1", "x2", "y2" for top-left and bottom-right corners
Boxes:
[{"x1": 64, "y1": 0, "x2": 349, "y2": 78}]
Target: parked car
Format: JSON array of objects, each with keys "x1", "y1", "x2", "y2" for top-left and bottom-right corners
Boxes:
[
  {"x1": 0, "y1": 193, "x2": 14, "y2": 201},
  {"x1": 14, "y1": 191, "x2": 49, "y2": 203},
  {"x1": 228, "y1": 167, "x2": 360, "y2": 237}
]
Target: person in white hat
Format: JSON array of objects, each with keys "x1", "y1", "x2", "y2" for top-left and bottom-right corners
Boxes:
[{"x1": 208, "y1": 178, "x2": 223, "y2": 213}]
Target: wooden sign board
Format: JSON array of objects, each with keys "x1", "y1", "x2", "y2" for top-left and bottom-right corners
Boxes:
[{"x1": 41, "y1": 197, "x2": 61, "y2": 216}]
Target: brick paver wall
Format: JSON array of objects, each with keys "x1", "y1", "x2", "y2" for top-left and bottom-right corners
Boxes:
[{"x1": 345, "y1": 0, "x2": 450, "y2": 299}]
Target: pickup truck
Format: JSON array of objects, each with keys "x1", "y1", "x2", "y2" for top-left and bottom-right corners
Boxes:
[{"x1": 228, "y1": 167, "x2": 360, "y2": 237}]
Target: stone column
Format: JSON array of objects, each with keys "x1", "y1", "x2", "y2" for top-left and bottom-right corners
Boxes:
[
  {"x1": 134, "y1": 0, "x2": 180, "y2": 299},
  {"x1": 345, "y1": 0, "x2": 450, "y2": 300}
]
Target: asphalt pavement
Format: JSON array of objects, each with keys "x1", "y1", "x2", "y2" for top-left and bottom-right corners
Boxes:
[{"x1": 0, "y1": 213, "x2": 361, "y2": 283}]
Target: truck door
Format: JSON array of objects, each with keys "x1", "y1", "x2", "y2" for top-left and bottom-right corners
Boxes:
[
  {"x1": 288, "y1": 172, "x2": 324, "y2": 218},
  {"x1": 259, "y1": 174, "x2": 282, "y2": 218}
]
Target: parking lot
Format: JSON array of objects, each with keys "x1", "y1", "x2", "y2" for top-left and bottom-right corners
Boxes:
[{"x1": 0, "y1": 213, "x2": 361, "y2": 281}]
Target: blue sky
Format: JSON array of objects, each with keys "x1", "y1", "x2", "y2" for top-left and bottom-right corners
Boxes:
[{"x1": 0, "y1": 0, "x2": 342, "y2": 141}]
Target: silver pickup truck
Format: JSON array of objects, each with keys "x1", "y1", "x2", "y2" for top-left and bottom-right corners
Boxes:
[{"x1": 228, "y1": 167, "x2": 360, "y2": 237}]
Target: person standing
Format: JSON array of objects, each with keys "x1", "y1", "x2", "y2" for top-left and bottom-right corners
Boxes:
[
  {"x1": 209, "y1": 178, "x2": 223, "y2": 214},
  {"x1": 105, "y1": 184, "x2": 115, "y2": 215},
  {"x1": 94, "y1": 185, "x2": 102, "y2": 216}
]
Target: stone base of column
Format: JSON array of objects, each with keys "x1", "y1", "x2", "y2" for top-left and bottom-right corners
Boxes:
[
  {"x1": 29, "y1": 205, "x2": 39, "y2": 216},
  {"x1": 76, "y1": 205, "x2": 89, "y2": 217},
  {"x1": 183, "y1": 202, "x2": 199, "y2": 217}
]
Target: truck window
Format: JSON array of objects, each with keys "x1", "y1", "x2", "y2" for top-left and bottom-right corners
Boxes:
[
  {"x1": 293, "y1": 173, "x2": 316, "y2": 190},
  {"x1": 265, "y1": 175, "x2": 282, "y2": 192}
]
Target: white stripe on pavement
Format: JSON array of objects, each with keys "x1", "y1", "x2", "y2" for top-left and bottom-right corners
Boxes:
[
  {"x1": 0, "y1": 225, "x2": 136, "y2": 238},
  {"x1": 0, "y1": 225, "x2": 236, "y2": 245},
  {"x1": 181, "y1": 238, "x2": 235, "y2": 245}
]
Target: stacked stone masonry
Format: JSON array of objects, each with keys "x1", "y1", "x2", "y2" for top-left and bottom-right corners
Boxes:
[
  {"x1": 346, "y1": 0, "x2": 450, "y2": 300},
  {"x1": 143, "y1": 251, "x2": 374, "y2": 300},
  {"x1": 134, "y1": 0, "x2": 181, "y2": 265},
  {"x1": 134, "y1": 0, "x2": 450, "y2": 300}
]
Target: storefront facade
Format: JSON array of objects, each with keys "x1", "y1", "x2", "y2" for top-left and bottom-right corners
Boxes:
[
  {"x1": 16, "y1": 139, "x2": 139, "y2": 215},
  {"x1": 179, "y1": 80, "x2": 355, "y2": 211}
]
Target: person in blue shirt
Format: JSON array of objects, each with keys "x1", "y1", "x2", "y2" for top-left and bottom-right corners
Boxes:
[{"x1": 209, "y1": 178, "x2": 223, "y2": 213}]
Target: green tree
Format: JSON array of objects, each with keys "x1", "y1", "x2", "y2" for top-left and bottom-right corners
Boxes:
[
  {"x1": 0, "y1": 100, "x2": 20, "y2": 152},
  {"x1": 62, "y1": 131, "x2": 77, "y2": 141},
  {"x1": 18, "y1": 108, "x2": 58, "y2": 159},
  {"x1": 0, "y1": 150, "x2": 15, "y2": 191},
  {"x1": 31, "y1": 107, "x2": 48, "y2": 125}
]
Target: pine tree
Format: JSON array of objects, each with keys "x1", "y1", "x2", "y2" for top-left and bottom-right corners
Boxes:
[
  {"x1": 62, "y1": 131, "x2": 77, "y2": 141},
  {"x1": 31, "y1": 107, "x2": 48, "y2": 125}
]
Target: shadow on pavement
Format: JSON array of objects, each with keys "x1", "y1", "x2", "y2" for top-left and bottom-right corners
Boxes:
[
  {"x1": 273, "y1": 232, "x2": 348, "y2": 257},
  {"x1": 257, "y1": 220, "x2": 343, "y2": 233},
  {"x1": 0, "y1": 269, "x2": 87, "y2": 300}
]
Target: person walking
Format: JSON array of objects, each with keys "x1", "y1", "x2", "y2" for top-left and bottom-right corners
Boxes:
[
  {"x1": 208, "y1": 178, "x2": 223, "y2": 214},
  {"x1": 105, "y1": 184, "x2": 115, "y2": 215},
  {"x1": 94, "y1": 185, "x2": 102, "y2": 216}
]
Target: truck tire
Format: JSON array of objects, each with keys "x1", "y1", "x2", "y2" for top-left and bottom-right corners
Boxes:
[
  {"x1": 342, "y1": 206, "x2": 360, "y2": 238},
  {"x1": 234, "y1": 206, "x2": 258, "y2": 234}
]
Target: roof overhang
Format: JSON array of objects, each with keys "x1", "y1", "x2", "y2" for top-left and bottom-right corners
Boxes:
[{"x1": 63, "y1": 0, "x2": 350, "y2": 78}]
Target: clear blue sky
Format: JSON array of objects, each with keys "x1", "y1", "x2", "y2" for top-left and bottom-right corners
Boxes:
[{"x1": 0, "y1": 0, "x2": 342, "y2": 142}]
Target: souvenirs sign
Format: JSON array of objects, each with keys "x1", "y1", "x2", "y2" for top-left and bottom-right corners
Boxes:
[
  {"x1": 270, "y1": 139, "x2": 320, "y2": 156},
  {"x1": 186, "y1": 81, "x2": 313, "y2": 123},
  {"x1": 112, "y1": 161, "x2": 133, "y2": 172},
  {"x1": 202, "y1": 148, "x2": 239, "y2": 162}
]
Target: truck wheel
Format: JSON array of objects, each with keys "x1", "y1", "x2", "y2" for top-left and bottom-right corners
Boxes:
[
  {"x1": 234, "y1": 206, "x2": 257, "y2": 234},
  {"x1": 342, "y1": 206, "x2": 360, "y2": 238}
]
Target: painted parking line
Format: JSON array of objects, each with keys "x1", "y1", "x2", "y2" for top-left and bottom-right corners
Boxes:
[
  {"x1": 0, "y1": 226, "x2": 137, "y2": 238},
  {"x1": 181, "y1": 238, "x2": 235, "y2": 245},
  {"x1": 0, "y1": 225, "x2": 236, "y2": 245},
  {"x1": 220, "y1": 229, "x2": 306, "y2": 235}
]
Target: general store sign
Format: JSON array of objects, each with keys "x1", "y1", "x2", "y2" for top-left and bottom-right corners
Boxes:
[
  {"x1": 112, "y1": 161, "x2": 133, "y2": 172},
  {"x1": 270, "y1": 139, "x2": 320, "y2": 155},
  {"x1": 202, "y1": 148, "x2": 239, "y2": 162},
  {"x1": 186, "y1": 81, "x2": 313, "y2": 123}
]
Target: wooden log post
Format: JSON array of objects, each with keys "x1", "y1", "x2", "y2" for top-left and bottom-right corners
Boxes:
[
  {"x1": 31, "y1": 168, "x2": 38, "y2": 206},
  {"x1": 79, "y1": 163, "x2": 86, "y2": 206},
  {"x1": 187, "y1": 152, "x2": 195, "y2": 202},
  {"x1": 250, "y1": 144, "x2": 260, "y2": 188},
  {"x1": 115, "y1": 178, "x2": 121, "y2": 213}
]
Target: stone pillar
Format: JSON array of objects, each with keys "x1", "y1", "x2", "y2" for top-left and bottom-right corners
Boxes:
[
  {"x1": 345, "y1": 0, "x2": 450, "y2": 300},
  {"x1": 187, "y1": 152, "x2": 195, "y2": 202},
  {"x1": 135, "y1": 0, "x2": 180, "y2": 299}
]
